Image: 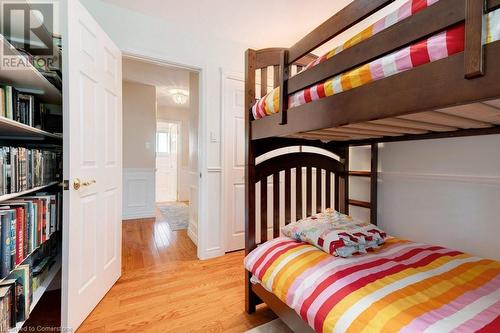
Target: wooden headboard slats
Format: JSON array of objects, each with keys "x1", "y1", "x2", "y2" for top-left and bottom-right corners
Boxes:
[
  {"x1": 273, "y1": 172, "x2": 280, "y2": 238},
  {"x1": 316, "y1": 170, "x2": 322, "y2": 213},
  {"x1": 284, "y1": 169, "x2": 292, "y2": 225},
  {"x1": 249, "y1": 147, "x2": 351, "y2": 249},
  {"x1": 334, "y1": 173, "x2": 341, "y2": 212},
  {"x1": 296, "y1": 167, "x2": 303, "y2": 222},
  {"x1": 273, "y1": 65, "x2": 280, "y2": 88},
  {"x1": 306, "y1": 166, "x2": 313, "y2": 217},
  {"x1": 260, "y1": 67, "x2": 268, "y2": 98},
  {"x1": 325, "y1": 172, "x2": 332, "y2": 211},
  {"x1": 260, "y1": 180, "x2": 268, "y2": 243}
]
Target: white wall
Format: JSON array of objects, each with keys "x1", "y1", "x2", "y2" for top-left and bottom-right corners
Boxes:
[
  {"x1": 377, "y1": 135, "x2": 500, "y2": 261},
  {"x1": 122, "y1": 81, "x2": 156, "y2": 169},
  {"x1": 122, "y1": 81, "x2": 157, "y2": 220},
  {"x1": 349, "y1": 136, "x2": 500, "y2": 261}
]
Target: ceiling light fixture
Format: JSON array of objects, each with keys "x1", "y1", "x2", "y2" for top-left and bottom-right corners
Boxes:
[{"x1": 169, "y1": 89, "x2": 189, "y2": 105}]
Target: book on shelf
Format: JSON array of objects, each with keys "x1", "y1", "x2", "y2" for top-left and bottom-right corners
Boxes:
[
  {"x1": 0, "y1": 209, "x2": 17, "y2": 280},
  {"x1": 0, "y1": 281, "x2": 15, "y2": 330},
  {"x1": 10, "y1": 265, "x2": 30, "y2": 323},
  {"x1": 0, "y1": 240, "x2": 57, "y2": 328},
  {"x1": 0, "y1": 146, "x2": 59, "y2": 196},
  {"x1": 0, "y1": 88, "x2": 4, "y2": 119},
  {"x1": 0, "y1": 84, "x2": 61, "y2": 132}
]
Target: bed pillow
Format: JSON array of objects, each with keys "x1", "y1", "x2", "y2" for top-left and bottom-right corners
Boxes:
[{"x1": 281, "y1": 209, "x2": 387, "y2": 257}]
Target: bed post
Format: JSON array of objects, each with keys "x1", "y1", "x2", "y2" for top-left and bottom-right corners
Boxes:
[
  {"x1": 464, "y1": 0, "x2": 485, "y2": 78},
  {"x1": 370, "y1": 143, "x2": 379, "y2": 225},
  {"x1": 344, "y1": 146, "x2": 350, "y2": 215},
  {"x1": 279, "y1": 49, "x2": 290, "y2": 125},
  {"x1": 336, "y1": 145, "x2": 350, "y2": 215},
  {"x1": 245, "y1": 49, "x2": 261, "y2": 313}
]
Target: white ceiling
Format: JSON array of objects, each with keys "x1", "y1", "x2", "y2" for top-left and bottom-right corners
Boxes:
[
  {"x1": 122, "y1": 57, "x2": 191, "y2": 108},
  {"x1": 102, "y1": 0, "x2": 353, "y2": 50}
]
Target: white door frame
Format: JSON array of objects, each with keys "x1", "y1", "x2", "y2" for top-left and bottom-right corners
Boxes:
[
  {"x1": 122, "y1": 52, "x2": 207, "y2": 258},
  {"x1": 221, "y1": 70, "x2": 244, "y2": 252},
  {"x1": 155, "y1": 119, "x2": 182, "y2": 202}
]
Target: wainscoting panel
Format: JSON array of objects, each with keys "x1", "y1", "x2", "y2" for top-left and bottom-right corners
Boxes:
[
  {"x1": 186, "y1": 170, "x2": 199, "y2": 246},
  {"x1": 123, "y1": 168, "x2": 156, "y2": 220}
]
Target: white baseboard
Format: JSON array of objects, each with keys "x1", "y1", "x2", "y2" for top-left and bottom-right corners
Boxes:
[
  {"x1": 123, "y1": 168, "x2": 156, "y2": 220},
  {"x1": 201, "y1": 246, "x2": 224, "y2": 260},
  {"x1": 122, "y1": 211, "x2": 155, "y2": 221}
]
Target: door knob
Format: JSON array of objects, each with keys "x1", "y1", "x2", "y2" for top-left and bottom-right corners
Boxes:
[
  {"x1": 73, "y1": 178, "x2": 96, "y2": 190},
  {"x1": 82, "y1": 179, "x2": 97, "y2": 186}
]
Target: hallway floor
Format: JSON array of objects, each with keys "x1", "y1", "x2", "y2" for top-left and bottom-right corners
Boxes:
[{"x1": 77, "y1": 212, "x2": 275, "y2": 332}]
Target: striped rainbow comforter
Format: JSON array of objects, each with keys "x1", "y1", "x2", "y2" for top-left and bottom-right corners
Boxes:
[
  {"x1": 245, "y1": 237, "x2": 500, "y2": 333},
  {"x1": 252, "y1": 0, "x2": 500, "y2": 120}
]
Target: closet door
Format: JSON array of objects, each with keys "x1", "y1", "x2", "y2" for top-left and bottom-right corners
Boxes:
[{"x1": 62, "y1": 0, "x2": 122, "y2": 330}]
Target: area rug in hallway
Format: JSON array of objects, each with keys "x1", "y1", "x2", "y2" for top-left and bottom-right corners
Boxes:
[
  {"x1": 246, "y1": 319, "x2": 293, "y2": 333},
  {"x1": 158, "y1": 202, "x2": 189, "y2": 231}
]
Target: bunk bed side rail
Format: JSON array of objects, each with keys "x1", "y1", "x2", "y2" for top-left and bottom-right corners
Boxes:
[
  {"x1": 288, "y1": 0, "x2": 396, "y2": 64},
  {"x1": 489, "y1": 0, "x2": 500, "y2": 12},
  {"x1": 288, "y1": 0, "x2": 466, "y2": 95}
]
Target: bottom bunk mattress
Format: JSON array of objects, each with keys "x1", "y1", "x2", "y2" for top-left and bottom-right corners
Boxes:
[{"x1": 245, "y1": 237, "x2": 500, "y2": 333}]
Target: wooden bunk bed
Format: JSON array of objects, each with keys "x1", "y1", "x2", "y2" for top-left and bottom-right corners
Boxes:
[{"x1": 244, "y1": 0, "x2": 500, "y2": 332}]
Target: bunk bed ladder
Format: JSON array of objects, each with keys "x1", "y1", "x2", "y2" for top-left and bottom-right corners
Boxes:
[{"x1": 347, "y1": 143, "x2": 379, "y2": 225}]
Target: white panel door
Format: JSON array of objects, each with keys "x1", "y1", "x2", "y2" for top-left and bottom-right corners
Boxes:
[
  {"x1": 62, "y1": 0, "x2": 122, "y2": 329},
  {"x1": 155, "y1": 122, "x2": 180, "y2": 202},
  {"x1": 223, "y1": 77, "x2": 246, "y2": 251}
]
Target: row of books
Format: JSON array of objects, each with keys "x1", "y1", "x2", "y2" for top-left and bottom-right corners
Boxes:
[
  {"x1": 0, "y1": 147, "x2": 59, "y2": 196},
  {"x1": 1, "y1": 85, "x2": 39, "y2": 128},
  {"x1": 0, "y1": 192, "x2": 61, "y2": 279},
  {"x1": 0, "y1": 84, "x2": 61, "y2": 133},
  {"x1": 0, "y1": 241, "x2": 58, "y2": 331}
]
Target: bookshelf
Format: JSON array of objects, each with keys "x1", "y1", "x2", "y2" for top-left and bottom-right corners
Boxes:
[
  {"x1": 0, "y1": 117, "x2": 62, "y2": 140},
  {"x1": 0, "y1": 182, "x2": 59, "y2": 202},
  {"x1": 0, "y1": 19, "x2": 63, "y2": 330}
]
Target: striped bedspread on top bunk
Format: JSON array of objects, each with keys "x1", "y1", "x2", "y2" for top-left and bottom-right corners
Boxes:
[
  {"x1": 245, "y1": 237, "x2": 500, "y2": 333},
  {"x1": 252, "y1": 0, "x2": 500, "y2": 120}
]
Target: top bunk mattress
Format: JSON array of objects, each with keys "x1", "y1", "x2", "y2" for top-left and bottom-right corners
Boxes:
[{"x1": 252, "y1": 0, "x2": 500, "y2": 120}]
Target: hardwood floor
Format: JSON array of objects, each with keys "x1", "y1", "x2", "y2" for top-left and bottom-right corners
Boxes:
[{"x1": 77, "y1": 213, "x2": 275, "y2": 333}]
